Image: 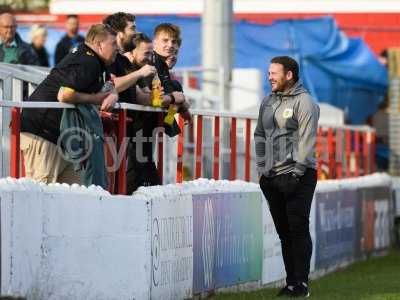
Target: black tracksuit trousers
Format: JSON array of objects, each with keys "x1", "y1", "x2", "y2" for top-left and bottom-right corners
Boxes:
[{"x1": 260, "y1": 168, "x2": 317, "y2": 285}]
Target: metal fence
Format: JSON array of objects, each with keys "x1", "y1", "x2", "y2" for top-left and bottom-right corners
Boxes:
[{"x1": 0, "y1": 63, "x2": 377, "y2": 195}]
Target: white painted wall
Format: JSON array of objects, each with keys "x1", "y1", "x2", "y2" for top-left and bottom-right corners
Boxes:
[
  {"x1": 0, "y1": 174, "x2": 394, "y2": 299},
  {"x1": 391, "y1": 177, "x2": 400, "y2": 217},
  {"x1": 0, "y1": 179, "x2": 151, "y2": 300}
]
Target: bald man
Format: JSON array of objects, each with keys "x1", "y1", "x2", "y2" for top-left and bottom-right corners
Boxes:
[{"x1": 0, "y1": 13, "x2": 39, "y2": 65}]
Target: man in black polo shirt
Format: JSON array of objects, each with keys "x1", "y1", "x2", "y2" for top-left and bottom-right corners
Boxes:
[
  {"x1": 103, "y1": 12, "x2": 156, "y2": 104},
  {"x1": 20, "y1": 24, "x2": 118, "y2": 184}
]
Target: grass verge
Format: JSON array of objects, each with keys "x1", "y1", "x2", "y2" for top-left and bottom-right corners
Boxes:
[{"x1": 215, "y1": 249, "x2": 400, "y2": 300}]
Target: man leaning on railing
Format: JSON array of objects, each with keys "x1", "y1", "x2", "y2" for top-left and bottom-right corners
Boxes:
[{"x1": 19, "y1": 24, "x2": 119, "y2": 188}]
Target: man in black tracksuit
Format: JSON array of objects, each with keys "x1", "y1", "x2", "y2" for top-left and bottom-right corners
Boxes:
[
  {"x1": 54, "y1": 15, "x2": 85, "y2": 64},
  {"x1": 255, "y1": 56, "x2": 319, "y2": 298}
]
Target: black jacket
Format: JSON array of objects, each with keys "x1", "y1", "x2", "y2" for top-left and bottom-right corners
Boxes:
[
  {"x1": 153, "y1": 52, "x2": 182, "y2": 137},
  {"x1": 0, "y1": 33, "x2": 39, "y2": 65},
  {"x1": 153, "y1": 52, "x2": 177, "y2": 94},
  {"x1": 31, "y1": 44, "x2": 49, "y2": 67},
  {"x1": 54, "y1": 34, "x2": 85, "y2": 65}
]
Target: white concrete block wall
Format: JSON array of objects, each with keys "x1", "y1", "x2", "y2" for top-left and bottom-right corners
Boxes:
[
  {"x1": 0, "y1": 174, "x2": 394, "y2": 299},
  {"x1": 0, "y1": 180, "x2": 152, "y2": 300},
  {"x1": 40, "y1": 194, "x2": 151, "y2": 300}
]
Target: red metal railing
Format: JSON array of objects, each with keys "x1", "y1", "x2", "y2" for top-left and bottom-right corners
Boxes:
[
  {"x1": 316, "y1": 125, "x2": 376, "y2": 180},
  {"x1": 176, "y1": 116, "x2": 185, "y2": 183},
  {"x1": 10, "y1": 107, "x2": 21, "y2": 178},
  {"x1": 213, "y1": 116, "x2": 220, "y2": 180},
  {"x1": 116, "y1": 109, "x2": 127, "y2": 195},
  {"x1": 3, "y1": 101, "x2": 376, "y2": 195},
  {"x1": 195, "y1": 115, "x2": 203, "y2": 179},
  {"x1": 244, "y1": 119, "x2": 251, "y2": 182}
]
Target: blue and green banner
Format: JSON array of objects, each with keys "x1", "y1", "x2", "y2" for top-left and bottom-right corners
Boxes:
[
  {"x1": 315, "y1": 189, "x2": 361, "y2": 269},
  {"x1": 192, "y1": 192, "x2": 263, "y2": 293}
]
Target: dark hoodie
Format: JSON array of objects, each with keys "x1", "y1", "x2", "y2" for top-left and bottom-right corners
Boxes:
[
  {"x1": 0, "y1": 33, "x2": 39, "y2": 65},
  {"x1": 254, "y1": 81, "x2": 320, "y2": 177}
]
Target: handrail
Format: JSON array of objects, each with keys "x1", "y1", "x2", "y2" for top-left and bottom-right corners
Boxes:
[
  {"x1": 0, "y1": 100, "x2": 256, "y2": 119},
  {"x1": 0, "y1": 100, "x2": 75, "y2": 109},
  {"x1": 173, "y1": 67, "x2": 219, "y2": 73},
  {"x1": 0, "y1": 63, "x2": 48, "y2": 84},
  {"x1": 0, "y1": 100, "x2": 376, "y2": 131}
]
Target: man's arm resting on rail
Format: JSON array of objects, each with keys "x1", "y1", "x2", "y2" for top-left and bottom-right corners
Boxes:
[{"x1": 57, "y1": 86, "x2": 118, "y2": 111}]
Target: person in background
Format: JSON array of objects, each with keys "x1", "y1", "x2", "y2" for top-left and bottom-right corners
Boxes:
[
  {"x1": 54, "y1": 14, "x2": 84, "y2": 64},
  {"x1": 255, "y1": 56, "x2": 319, "y2": 298},
  {"x1": 378, "y1": 49, "x2": 388, "y2": 66},
  {"x1": 369, "y1": 49, "x2": 389, "y2": 170},
  {"x1": 0, "y1": 12, "x2": 39, "y2": 65},
  {"x1": 30, "y1": 24, "x2": 49, "y2": 67}
]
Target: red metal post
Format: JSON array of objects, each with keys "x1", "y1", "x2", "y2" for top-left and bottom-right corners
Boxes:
[
  {"x1": 335, "y1": 128, "x2": 343, "y2": 179},
  {"x1": 213, "y1": 116, "x2": 220, "y2": 180},
  {"x1": 230, "y1": 118, "x2": 237, "y2": 180},
  {"x1": 157, "y1": 113, "x2": 164, "y2": 183},
  {"x1": 176, "y1": 116, "x2": 184, "y2": 183},
  {"x1": 345, "y1": 129, "x2": 351, "y2": 177},
  {"x1": 10, "y1": 107, "x2": 21, "y2": 178},
  {"x1": 370, "y1": 131, "x2": 376, "y2": 173},
  {"x1": 117, "y1": 109, "x2": 127, "y2": 195},
  {"x1": 354, "y1": 130, "x2": 360, "y2": 177},
  {"x1": 362, "y1": 131, "x2": 369, "y2": 175},
  {"x1": 316, "y1": 127, "x2": 323, "y2": 179},
  {"x1": 245, "y1": 119, "x2": 251, "y2": 182},
  {"x1": 195, "y1": 115, "x2": 203, "y2": 179},
  {"x1": 188, "y1": 116, "x2": 195, "y2": 170},
  {"x1": 327, "y1": 127, "x2": 335, "y2": 179}
]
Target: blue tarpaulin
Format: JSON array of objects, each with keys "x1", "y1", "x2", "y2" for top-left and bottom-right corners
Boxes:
[{"x1": 19, "y1": 16, "x2": 387, "y2": 124}]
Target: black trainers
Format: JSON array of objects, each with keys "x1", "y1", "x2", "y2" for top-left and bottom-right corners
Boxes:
[
  {"x1": 289, "y1": 282, "x2": 310, "y2": 298},
  {"x1": 276, "y1": 285, "x2": 294, "y2": 297}
]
